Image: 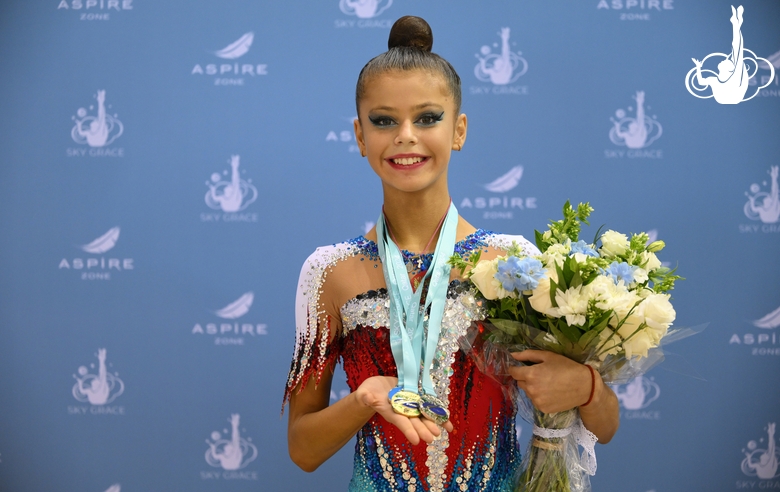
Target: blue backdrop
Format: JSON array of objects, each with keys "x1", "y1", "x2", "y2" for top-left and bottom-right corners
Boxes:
[{"x1": 0, "y1": 1, "x2": 778, "y2": 491}]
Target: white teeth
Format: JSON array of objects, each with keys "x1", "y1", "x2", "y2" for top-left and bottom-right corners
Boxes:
[{"x1": 391, "y1": 157, "x2": 425, "y2": 165}]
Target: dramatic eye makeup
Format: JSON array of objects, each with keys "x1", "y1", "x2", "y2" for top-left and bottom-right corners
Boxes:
[
  {"x1": 367, "y1": 114, "x2": 396, "y2": 127},
  {"x1": 415, "y1": 111, "x2": 444, "y2": 126},
  {"x1": 367, "y1": 110, "x2": 445, "y2": 128}
]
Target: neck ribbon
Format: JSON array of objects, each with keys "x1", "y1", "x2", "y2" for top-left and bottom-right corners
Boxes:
[{"x1": 376, "y1": 202, "x2": 458, "y2": 397}]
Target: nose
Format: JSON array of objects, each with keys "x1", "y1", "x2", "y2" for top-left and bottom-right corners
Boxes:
[{"x1": 394, "y1": 119, "x2": 418, "y2": 146}]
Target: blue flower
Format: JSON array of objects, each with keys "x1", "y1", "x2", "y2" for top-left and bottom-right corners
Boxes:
[
  {"x1": 603, "y1": 261, "x2": 637, "y2": 285},
  {"x1": 570, "y1": 240, "x2": 599, "y2": 258},
  {"x1": 495, "y1": 257, "x2": 546, "y2": 292}
]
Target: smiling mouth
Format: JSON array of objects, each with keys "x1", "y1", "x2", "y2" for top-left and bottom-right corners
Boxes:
[{"x1": 389, "y1": 156, "x2": 427, "y2": 165}]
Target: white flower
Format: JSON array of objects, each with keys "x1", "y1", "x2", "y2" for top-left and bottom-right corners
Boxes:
[
  {"x1": 600, "y1": 230, "x2": 629, "y2": 257},
  {"x1": 642, "y1": 292, "x2": 676, "y2": 338},
  {"x1": 582, "y1": 275, "x2": 618, "y2": 309},
  {"x1": 596, "y1": 327, "x2": 623, "y2": 361},
  {"x1": 555, "y1": 285, "x2": 588, "y2": 327},
  {"x1": 633, "y1": 267, "x2": 649, "y2": 284},
  {"x1": 622, "y1": 328, "x2": 655, "y2": 359},
  {"x1": 469, "y1": 258, "x2": 500, "y2": 300},
  {"x1": 639, "y1": 251, "x2": 662, "y2": 271},
  {"x1": 572, "y1": 252, "x2": 591, "y2": 264},
  {"x1": 528, "y1": 273, "x2": 561, "y2": 317}
]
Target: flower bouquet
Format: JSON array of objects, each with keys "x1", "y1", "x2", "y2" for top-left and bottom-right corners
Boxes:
[{"x1": 450, "y1": 202, "x2": 687, "y2": 492}]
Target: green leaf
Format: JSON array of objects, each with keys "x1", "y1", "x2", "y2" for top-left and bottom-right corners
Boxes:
[{"x1": 558, "y1": 318, "x2": 581, "y2": 343}]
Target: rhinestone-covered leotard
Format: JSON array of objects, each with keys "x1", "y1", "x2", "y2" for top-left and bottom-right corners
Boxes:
[{"x1": 284, "y1": 230, "x2": 538, "y2": 492}]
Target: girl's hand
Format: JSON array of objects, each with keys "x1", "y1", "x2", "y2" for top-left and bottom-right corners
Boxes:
[
  {"x1": 355, "y1": 376, "x2": 454, "y2": 445},
  {"x1": 507, "y1": 350, "x2": 593, "y2": 414}
]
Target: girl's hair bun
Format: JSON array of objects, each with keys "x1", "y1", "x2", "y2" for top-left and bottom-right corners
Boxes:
[{"x1": 387, "y1": 16, "x2": 433, "y2": 52}]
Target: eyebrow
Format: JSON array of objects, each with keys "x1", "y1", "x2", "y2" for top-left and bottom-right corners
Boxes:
[{"x1": 369, "y1": 102, "x2": 444, "y2": 112}]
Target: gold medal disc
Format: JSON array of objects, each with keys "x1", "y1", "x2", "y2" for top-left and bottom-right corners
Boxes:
[{"x1": 389, "y1": 389, "x2": 422, "y2": 417}]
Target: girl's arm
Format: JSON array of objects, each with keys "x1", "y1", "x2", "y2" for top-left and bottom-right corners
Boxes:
[
  {"x1": 288, "y1": 372, "x2": 453, "y2": 472},
  {"x1": 509, "y1": 350, "x2": 619, "y2": 444}
]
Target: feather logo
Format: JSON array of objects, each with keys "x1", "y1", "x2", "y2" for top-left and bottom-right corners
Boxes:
[
  {"x1": 81, "y1": 227, "x2": 120, "y2": 254},
  {"x1": 215, "y1": 292, "x2": 254, "y2": 319},
  {"x1": 758, "y1": 49, "x2": 780, "y2": 70},
  {"x1": 753, "y1": 306, "x2": 780, "y2": 329},
  {"x1": 483, "y1": 166, "x2": 524, "y2": 193},
  {"x1": 213, "y1": 32, "x2": 254, "y2": 60}
]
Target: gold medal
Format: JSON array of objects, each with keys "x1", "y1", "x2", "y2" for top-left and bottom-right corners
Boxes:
[
  {"x1": 419, "y1": 393, "x2": 449, "y2": 425},
  {"x1": 389, "y1": 388, "x2": 422, "y2": 417}
]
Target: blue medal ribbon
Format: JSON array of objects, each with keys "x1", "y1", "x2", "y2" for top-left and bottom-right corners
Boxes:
[{"x1": 376, "y1": 202, "x2": 458, "y2": 400}]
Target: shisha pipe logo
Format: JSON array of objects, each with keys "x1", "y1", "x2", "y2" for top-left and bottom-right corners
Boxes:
[
  {"x1": 205, "y1": 414, "x2": 258, "y2": 470},
  {"x1": 339, "y1": 0, "x2": 392, "y2": 18},
  {"x1": 685, "y1": 5, "x2": 775, "y2": 104},
  {"x1": 474, "y1": 28, "x2": 528, "y2": 85},
  {"x1": 744, "y1": 166, "x2": 780, "y2": 225},
  {"x1": 742, "y1": 423, "x2": 780, "y2": 479},
  {"x1": 71, "y1": 90, "x2": 123, "y2": 147},
  {"x1": 614, "y1": 376, "x2": 660, "y2": 410},
  {"x1": 205, "y1": 155, "x2": 258, "y2": 213},
  {"x1": 72, "y1": 348, "x2": 124, "y2": 405},
  {"x1": 608, "y1": 91, "x2": 662, "y2": 149}
]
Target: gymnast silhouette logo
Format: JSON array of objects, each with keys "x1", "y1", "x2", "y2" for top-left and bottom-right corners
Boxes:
[
  {"x1": 214, "y1": 292, "x2": 254, "y2": 319},
  {"x1": 205, "y1": 155, "x2": 258, "y2": 213},
  {"x1": 609, "y1": 91, "x2": 662, "y2": 149},
  {"x1": 205, "y1": 414, "x2": 258, "y2": 470},
  {"x1": 71, "y1": 90, "x2": 123, "y2": 147},
  {"x1": 685, "y1": 5, "x2": 775, "y2": 104},
  {"x1": 72, "y1": 348, "x2": 124, "y2": 406},
  {"x1": 614, "y1": 376, "x2": 660, "y2": 410},
  {"x1": 339, "y1": 0, "x2": 392, "y2": 18},
  {"x1": 742, "y1": 423, "x2": 780, "y2": 479},
  {"x1": 744, "y1": 166, "x2": 780, "y2": 224},
  {"x1": 474, "y1": 28, "x2": 528, "y2": 85},
  {"x1": 754, "y1": 306, "x2": 780, "y2": 330}
]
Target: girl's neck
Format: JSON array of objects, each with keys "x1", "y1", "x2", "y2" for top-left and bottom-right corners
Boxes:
[{"x1": 381, "y1": 187, "x2": 452, "y2": 253}]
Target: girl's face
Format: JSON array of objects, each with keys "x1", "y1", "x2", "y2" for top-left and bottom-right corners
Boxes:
[{"x1": 354, "y1": 70, "x2": 466, "y2": 196}]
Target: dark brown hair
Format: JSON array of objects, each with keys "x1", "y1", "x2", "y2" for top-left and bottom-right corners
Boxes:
[{"x1": 355, "y1": 16, "x2": 462, "y2": 114}]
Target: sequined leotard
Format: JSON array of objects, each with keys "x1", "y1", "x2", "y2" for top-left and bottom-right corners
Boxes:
[{"x1": 284, "y1": 230, "x2": 539, "y2": 492}]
